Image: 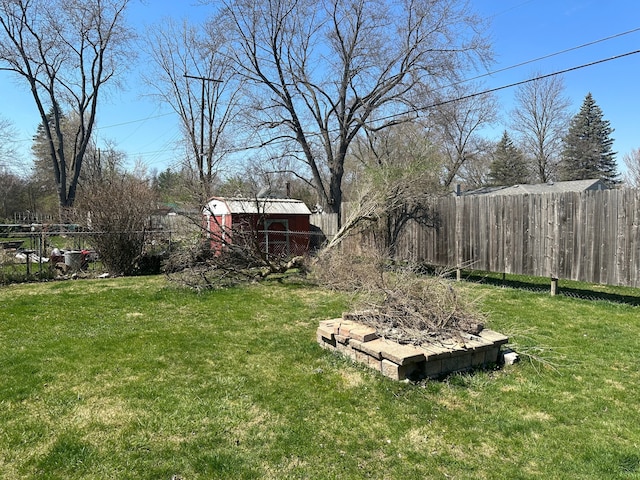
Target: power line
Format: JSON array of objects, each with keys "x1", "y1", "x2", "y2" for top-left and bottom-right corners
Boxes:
[
  {"x1": 488, "y1": 0, "x2": 536, "y2": 19},
  {"x1": 94, "y1": 26, "x2": 640, "y2": 136},
  {"x1": 454, "y1": 26, "x2": 640, "y2": 87},
  {"x1": 103, "y1": 26, "x2": 640, "y2": 156},
  {"x1": 211, "y1": 47, "x2": 640, "y2": 156},
  {"x1": 95, "y1": 112, "x2": 175, "y2": 130},
  {"x1": 11, "y1": 24, "x2": 640, "y2": 163},
  {"x1": 423, "y1": 48, "x2": 640, "y2": 110},
  {"x1": 67, "y1": 25, "x2": 640, "y2": 161}
]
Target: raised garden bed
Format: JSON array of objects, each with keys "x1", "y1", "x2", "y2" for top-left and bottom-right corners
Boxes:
[{"x1": 317, "y1": 316, "x2": 508, "y2": 381}]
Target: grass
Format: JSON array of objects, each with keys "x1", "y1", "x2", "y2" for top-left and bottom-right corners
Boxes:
[
  {"x1": 462, "y1": 269, "x2": 640, "y2": 304},
  {"x1": 2, "y1": 275, "x2": 640, "y2": 479}
]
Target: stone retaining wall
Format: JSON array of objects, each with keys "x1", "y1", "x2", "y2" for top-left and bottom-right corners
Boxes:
[{"x1": 317, "y1": 318, "x2": 509, "y2": 381}]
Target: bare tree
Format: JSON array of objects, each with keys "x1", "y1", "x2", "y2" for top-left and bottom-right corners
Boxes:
[
  {"x1": 0, "y1": 168, "x2": 28, "y2": 221},
  {"x1": 81, "y1": 139, "x2": 127, "y2": 188},
  {"x1": 319, "y1": 123, "x2": 444, "y2": 255},
  {"x1": 0, "y1": 0, "x2": 133, "y2": 215},
  {"x1": 0, "y1": 119, "x2": 30, "y2": 219},
  {"x1": 350, "y1": 123, "x2": 443, "y2": 257},
  {"x1": 143, "y1": 16, "x2": 242, "y2": 201},
  {"x1": 454, "y1": 137, "x2": 494, "y2": 190},
  {"x1": 221, "y1": 0, "x2": 490, "y2": 225},
  {"x1": 510, "y1": 73, "x2": 571, "y2": 183},
  {"x1": 428, "y1": 82, "x2": 497, "y2": 188},
  {"x1": 623, "y1": 148, "x2": 640, "y2": 188},
  {"x1": 0, "y1": 116, "x2": 16, "y2": 166},
  {"x1": 31, "y1": 109, "x2": 102, "y2": 196},
  {"x1": 0, "y1": 116, "x2": 47, "y2": 219}
]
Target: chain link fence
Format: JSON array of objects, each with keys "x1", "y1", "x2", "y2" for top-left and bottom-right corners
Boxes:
[
  {"x1": 0, "y1": 224, "x2": 176, "y2": 283},
  {"x1": 0, "y1": 221, "x2": 331, "y2": 284}
]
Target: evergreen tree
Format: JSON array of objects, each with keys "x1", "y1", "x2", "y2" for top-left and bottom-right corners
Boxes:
[
  {"x1": 32, "y1": 106, "x2": 63, "y2": 187},
  {"x1": 489, "y1": 131, "x2": 529, "y2": 186},
  {"x1": 559, "y1": 93, "x2": 619, "y2": 184},
  {"x1": 30, "y1": 106, "x2": 66, "y2": 215},
  {"x1": 152, "y1": 167, "x2": 196, "y2": 204}
]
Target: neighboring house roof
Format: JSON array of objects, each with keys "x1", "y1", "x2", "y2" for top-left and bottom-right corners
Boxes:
[
  {"x1": 461, "y1": 179, "x2": 609, "y2": 197},
  {"x1": 204, "y1": 197, "x2": 312, "y2": 216}
]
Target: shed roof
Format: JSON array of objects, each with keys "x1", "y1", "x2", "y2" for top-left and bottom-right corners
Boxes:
[
  {"x1": 462, "y1": 179, "x2": 608, "y2": 197},
  {"x1": 204, "y1": 197, "x2": 312, "y2": 216}
]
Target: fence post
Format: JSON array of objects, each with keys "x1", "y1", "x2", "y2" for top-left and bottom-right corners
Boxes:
[
  {"x1": 39, "y1": 230, "x2": 44, "y2": 275},
  {"x1": 550, "y1": 277, "x2": 558, "y2": 296}
]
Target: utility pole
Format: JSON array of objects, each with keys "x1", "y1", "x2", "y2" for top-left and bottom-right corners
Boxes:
[{"x1": 184, "y1": 74, "x2": 222, "y2": 185}]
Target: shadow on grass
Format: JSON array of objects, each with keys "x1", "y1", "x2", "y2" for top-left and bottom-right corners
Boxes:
[{"x1": 461, "y1": 271, "x2": 640, "y2": 306}]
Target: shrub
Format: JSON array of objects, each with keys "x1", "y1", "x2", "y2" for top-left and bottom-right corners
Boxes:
[{"x1": 76, "y1": 172, "x2": 159, "y2": 276}]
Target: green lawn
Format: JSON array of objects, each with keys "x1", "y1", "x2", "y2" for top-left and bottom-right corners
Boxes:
[{"x1": 1, "y1": 275, "x2": 640, "y2": 479}]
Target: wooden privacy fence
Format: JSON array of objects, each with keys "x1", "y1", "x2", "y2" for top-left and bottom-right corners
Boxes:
[
  {"x1": 393, "y1": 188, "x2": 640, "y2": 288},
  {"x1": 309, "y1": 213, "x2": 338, "y2": 238},
  {"x1": 312, "y1": 189, "x2": 640, "y2": 288}
]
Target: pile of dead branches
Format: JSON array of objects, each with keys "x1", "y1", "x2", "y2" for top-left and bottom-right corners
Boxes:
[
  {"x1": 312, "y1": 248, "x2": 485, "y2": 345},
  {"x1": 164, "y1": 233, "x2": 306, "y2": 291}
]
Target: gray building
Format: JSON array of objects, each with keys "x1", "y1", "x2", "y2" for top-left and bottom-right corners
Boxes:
[{"x1": 459, "y1": 179, "x2": 609, "y2": 197}]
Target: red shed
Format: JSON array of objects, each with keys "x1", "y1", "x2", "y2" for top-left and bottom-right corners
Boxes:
[{"x1": 203, "y1": 197, "x2": 312, "y2": 257}]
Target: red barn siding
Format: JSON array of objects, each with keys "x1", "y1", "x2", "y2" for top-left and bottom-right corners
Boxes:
[{"x1": 203, "y1": 197, "x2": 311, "y2": 257}]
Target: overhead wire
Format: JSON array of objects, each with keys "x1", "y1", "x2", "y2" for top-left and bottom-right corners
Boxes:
[
  {"x1": 11, "y1": 45, "x2": 639, "y2": 161},
  {"x1": 95, "y1": 111, "x2": 174, "y2": 130},
  {"x1": 458, "y1": 26, "x2": 640, "y2": 87},
  {"x1": 123, "y1": 23, "x2": 640, "y2": 158},
  {"x1": 488, "y1": 0, "x2": 537, "y2": 19},
  {"x1": 17, "y1": 18, "x2": 634, "y2": 162},
  {"x1": 207, "y1": 47, "x2": 640, "y2": 156},
  {"x1": 96, "y1": 25, "x2": 640, "y2": 139},
  {"x1": 422, "y1": 48, "x2": 640, "y2": 110}
]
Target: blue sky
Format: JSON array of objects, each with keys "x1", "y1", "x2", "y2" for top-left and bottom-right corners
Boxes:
[
  {"x1": 474, "y1": 0, "x2": 640, "y2": 161},
  {"x1": 2, "y1": 0, "x2": 639, "y2": 174}
]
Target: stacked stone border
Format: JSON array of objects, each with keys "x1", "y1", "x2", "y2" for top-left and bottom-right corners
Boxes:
[{"x1": 317, "y1": 317, "x2": 509, "y2": 381}]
